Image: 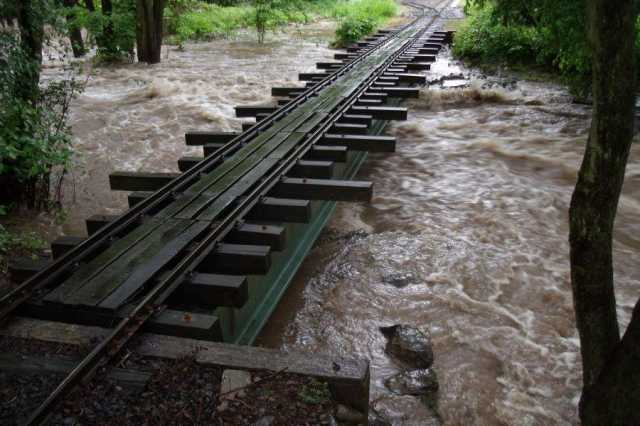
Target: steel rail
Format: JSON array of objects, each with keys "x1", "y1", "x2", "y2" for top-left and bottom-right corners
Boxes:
[{"x1": 25, "y1": 4, "x2": 450, "y2": 423}]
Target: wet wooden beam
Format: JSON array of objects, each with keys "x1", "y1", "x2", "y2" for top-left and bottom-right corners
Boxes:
[
  {"x1": 271, "y1": 87, "x2": 305, "y2": 97},
  {"x1": 171, "y1": 273, "x2": 248, "y2": 309},
  {"x1": 316, "y1": 62, "x2": 343, "y2": 70},
  {"x1": 383, "y1": 72, "x2": 427, "y2": 84},
  {"x1": 0, "y1": 318, "x2": 371, "y2": 416},
  {"x1": 51, "y1": 236, "x2": 85, "y2": 259},
  {"x1": 86, "y1": 214, "x2": 120, "y2": 235},
  {"x1": 400, "y1": 54, "x2": 436, "y2": 62},
  {"x1": 0, "y1": 353, "x2": 151, "y2": 391},
  {"x1": 178, "y1": 156, "x2": 203, "y2": 172},
  {"x1": 8, "y1": 258, "x2": 51, "y2": 283},
  {"x1": 339, "y1": 114, "x2": 373, "y2": 125},
  {"x1": 393, "y1": 61, "x2": 431, "y2": 70},
  {"x1": 178, "y1": 156, "x2": 333, "y2": 178},
  {"x1": 334, "y1": 53, "x2": 356, "y2": 60},
  {"x1": 331, "y1": 123, "x2": 368, "y2": 135},
  {"x1": 289, "y1": 160, "x2": 335, "y2": 179},
  {"x1": 271, "y1": 178, "x2": 373, "y2": 202},
  {"x1": 349, "y1": 106, "x2": 407, "y2": 120},
  {"x1": 420, "y1": 42, "x2": 442, "y2": 49},
  {"x1": 204, "y1": 142, "x2": 241, "y2": 156},
  {"x1": 226, "y1": 223, "x2": 286, "y2": 251},
  {"x1": 235, "y1": 105, "x2": 277, "y2": 118},
  {"x1": 356, "y1": 98, "x2": 384, "y2": 106},
  {"x1": 247, "y1": 197, "x2": 311, "y2": 223},
  {"x1": 322, "y1": 134, "x2": 396, "y2": 152},
  {"x1": 369, "y1": 87, "x2": 420, "y2": 98},
  {"x1": 142, "y1": 309, "x2": 222, "y2": 341},
  {"x1": 109, "y1": 171, "x2": 179, "y2": 192},
  {"x1": 308, "y1": 145, "x2": 348, "y2": 162},
  {"x1": 299, "y1": 72, "x2": 329, "y2": 81},
  {"x1": 199, "y1": 243, "x2": 271, "y2": 275},
  {"x1": 185, "y1": 131, "x2": 237, "y2": 146},
  {"x1": 413, "y1": 47, "x2": 439, "y2": 54},
  {"x1": 361, "y1": 92, "x2": 388, "y2": 101}
]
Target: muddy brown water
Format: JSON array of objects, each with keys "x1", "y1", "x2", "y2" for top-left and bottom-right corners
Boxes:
[
  {"x1": 32, "y1": 20, "x2": 640, "y2": 426},
  {"x1": 258, "y1": 57, "x2": 640, "y2": 424}
]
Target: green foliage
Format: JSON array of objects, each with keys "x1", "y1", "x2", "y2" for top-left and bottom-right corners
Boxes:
[
  {"x1": 298, "y1": 379, "x2": 332, "y2": 405},
  {"x1": 0, "y1": 32, "x2": 83, "y2": 208},
  {"x1": 67, "y1": 0, "x2": 137, "y2": 61},
  {"x1": 170, "y1": 0, "x2": 398, "y2": 45},
  {"x1": 174, "y1": 3, "x2": 254, "y2": 42},
  {"x1": 331, "y1": 0, "x2": 398, "y2": 47},
  {"x1": 454, "y1": 1, "x2": 593, "y2": 93},
  {"x1": 456, "y1": 0, "x2": 640, "y2": 95},
  {"x1": 252, "y1": 0, "x2": 308, "y2": 43}
]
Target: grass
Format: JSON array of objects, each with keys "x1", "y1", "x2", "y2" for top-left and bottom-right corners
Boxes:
[{"x1": 168, "y1": 0, "x2": 399, "y2": 46}]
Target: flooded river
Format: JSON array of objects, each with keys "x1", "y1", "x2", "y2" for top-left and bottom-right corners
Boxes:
[
  {"x1": 259, "y1": 57, "x2": 640, "y2": 424},
  {"x1": 39, "y1": 17, "x2": 639, "y2": 426}
]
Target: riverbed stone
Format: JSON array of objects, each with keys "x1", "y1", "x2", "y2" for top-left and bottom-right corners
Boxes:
[
  {"x1": 382, "y1": 272, "x2": 417, "y2": 288},
  {"x1": 334, "y1": 404, "x2": 365, "y2": 424},
  {"x1": 379, "y1": 325, "x2": 434, "y2": 368},
  {"x1": 220, "y1": 369, "x2": 251, "y2": 397},
  {"x1": 384, "y1": 369, "x2": 439, "y2": 396}
]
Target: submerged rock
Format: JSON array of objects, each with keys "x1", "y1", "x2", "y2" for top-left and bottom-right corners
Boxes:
[
  {"x1": 384, "y1": 369, "x2": 439, "y2": 396},
  {"x1": 334, "y1": 404, "x2": 365, "y2": 424},
  {"x1": 382, "y1": 272, "x2": 417, "y2": 288},
  {"x1": 379, "y1": 325, "x2": 434, "y2": 369}
]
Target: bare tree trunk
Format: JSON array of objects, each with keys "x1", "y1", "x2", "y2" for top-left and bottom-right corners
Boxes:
[
  {"x1": 569, "y1": 0, "x2": 638, "y2": 424},
  {"x1": 136, "y1": 0, "x2": 165, "y2": 64},
  {"x1": 96, "y1": 0, "x2": 115, "y2": 53},
  {"x1": 16, "y1": 0, "x2": 43, "y2": 103},
  {"x1": 63, "y1": 0, "x2": 85, "y2": 57}
]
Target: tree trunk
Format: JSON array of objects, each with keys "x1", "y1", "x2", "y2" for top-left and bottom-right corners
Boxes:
[
  {"x1": 84, "y1": 0, "x2": 95, "y2": 12},
  {"x1": 136, "y1": 0, "x2": 165, "y2": 64},
  {"x1": 569, "y1": 0, "x2": 638, "y2": 424},
  {"x1": 581, "y1": 302, "x2": 640, "y2": 425},
  {"x1": 16, "y1": 0, "x2": 43, "y2": 104},
  {"x1": 96, "y1": 0, "x2": 115, "y2": 53},
  {"x1": 63, "y1": 0, "x2": 85, "y2": 57}
]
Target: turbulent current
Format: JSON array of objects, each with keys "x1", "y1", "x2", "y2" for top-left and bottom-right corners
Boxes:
[{"x1": 41, "y1": 20, "x2": 639, "y2": 426}]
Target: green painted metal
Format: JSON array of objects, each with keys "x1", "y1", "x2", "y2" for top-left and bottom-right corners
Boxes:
[{"x1": 208, "y1": 115, "x2": 392, "y2": 345}]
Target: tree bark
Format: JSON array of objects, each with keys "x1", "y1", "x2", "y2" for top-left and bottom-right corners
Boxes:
[
  {"x1": 96, "y1": 0, "x2": 115, "y2": 53},
  {"x1": 569, "y1": 0, "x2": 637, "y2": 424},
  {"x1": 581, "y1": 302, "x2": 640, "y2": 425},
  {"x1": 136, "y1": 0, "x2": 165, "y2": 64},
  {"x1": 63, "y1": 0, "x2": 85, "y2": 57},
  {"x1": 16, "y1": 0, "x2": 43, "y2": 103}
]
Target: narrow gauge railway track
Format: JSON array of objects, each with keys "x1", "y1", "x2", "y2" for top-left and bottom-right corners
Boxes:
[{"x1": 2, "y1": 2, "x2": 453, "y2": 424}]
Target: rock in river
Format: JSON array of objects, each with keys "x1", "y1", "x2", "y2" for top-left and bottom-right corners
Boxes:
[
  {"x1": 379, "y1": 324, "x2": 434, "y2": 369},
  {"x1": 384, "y1": 369, "x2": 439, "y2": 396}
]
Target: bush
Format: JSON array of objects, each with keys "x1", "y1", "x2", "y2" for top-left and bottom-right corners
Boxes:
[
  {"x1": 452, "y1": 1, "x2": 639, "y2": 95},
  {"x1": 174, "y1": 3, "x2": 254, "y2": 42},
  {"x1": 453, "y1": 5, "x2": 551, "y2": 66},
  {"x1": 331, "y1": 0, "x2": 398, "y2": 47},
  {"x1": 334, "y1": 16, "x2": 376, "y2": 46},
  {"x1": 0, "y1": 32, "x2": 82, "y2": 208}
]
